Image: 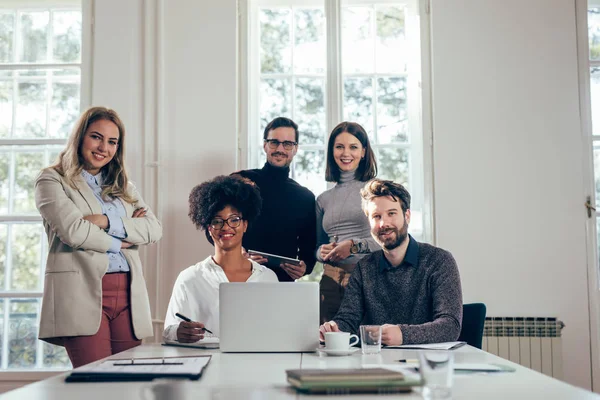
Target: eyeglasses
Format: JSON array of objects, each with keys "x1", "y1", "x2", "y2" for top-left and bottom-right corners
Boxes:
[
  {"x1": 264, "y1": 139, "x2": 297, "y2": 150},
  {"x1": 209, "y1": 215, "x2": 243, "y2": 230}
]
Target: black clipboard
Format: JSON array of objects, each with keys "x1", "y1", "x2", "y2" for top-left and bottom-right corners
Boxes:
[{"x1": 65, "y1": 355, "x2": 211, "y2": 383}]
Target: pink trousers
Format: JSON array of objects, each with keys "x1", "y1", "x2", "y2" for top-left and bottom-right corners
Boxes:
[{"x1": 63, "y1": 272, "x2": 141, "y2": 368}]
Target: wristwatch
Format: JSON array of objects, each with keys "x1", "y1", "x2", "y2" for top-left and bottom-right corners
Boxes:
[{"x1": 350, "y1": 240, "x2": 359, "y2": 254}]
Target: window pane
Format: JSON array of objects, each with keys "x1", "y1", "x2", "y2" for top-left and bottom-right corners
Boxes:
[
  {"x1": 377, "y1": 77, "x2": 407, "y2": 144},
  {"x1": 0, "y1": 225, "x2": 6, "y2": 287},
  {"x1": 43, "y1": 341, "x2": 70, "y2": 368},
  {"x1": 10, "y1": 223, "x2": 44, "y2": 291},
  {"x1": 294, "y1": 8, "x2": 325, "y2": 74},
  {"x1": 376, "y1": 6, "x2": 406, "y2": 73},
  {"x1": 343, "y1": 77, "x2": 374, "y2": 135},
  {"x1": 376, "y1": 147, "x2": 409, "y2": 185},
  {"x1": 0, "y1": 152, "x2": 7, "y2": 214},
  {"x1": 13, "y1": 150, "x2": 45, "y2": 214},
  {"x1": 594, "y1": 143, "x2": 600, "y2": 208},
  {"x1": 342, "y1": 6, "x2": 374, "y2": 73},
  {"x1": 15, "y1": 77, "x2": 47, "y2": 138},
  {"x1": 52, "y1": 10, "x2": 81, "y2": 63},
  {"x1": 260, "y1": 78, "x2": 291, "y2": 130},
  {"x1": 295, "y1": 78, "x2": 325, "y2": 145},
  {"x1": 8, "y1": 298, "x2": 38, "y2": 368},
  {"x1": 260, "y1": 9, "x2": 291, "y2": 74},
  {"x1": 293, "y1": 149, "x2": 326, "y2": 196},
  {"x1": 0, "y1": 73, "x2": 12, "y2": 138},
  {"x1": 50, "y1": 69, "x2": 80, "y2": 138},
  {"x1": 592, "y1": 67, "x2": 600, "y2": 136},
  {"x1": 19, "y1": 11, "x2": 49, "y2": 63},
  {"x1": 589, "y1": 8, "x2": 600, "y2": 61},
  {"x1": 0, "y1": 13, "x2": 14, "y2": 63}
]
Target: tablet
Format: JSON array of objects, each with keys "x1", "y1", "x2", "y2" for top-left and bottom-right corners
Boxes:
[{"x1": 247, "y1": 250, "x2": 302, "y2": 266}]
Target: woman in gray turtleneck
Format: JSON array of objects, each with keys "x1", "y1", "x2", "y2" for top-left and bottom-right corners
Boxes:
[{"x1": 316, "y1": 121, "x2": 380, "y2": 323}]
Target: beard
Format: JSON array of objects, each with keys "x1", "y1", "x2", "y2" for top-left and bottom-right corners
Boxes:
[{"x1": 376, "y1": 220, "x2": 409, "y2": 250}]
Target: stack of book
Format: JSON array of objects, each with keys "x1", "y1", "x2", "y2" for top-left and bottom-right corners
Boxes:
[{"x1": 285, "y1": 367, "x2": 422, "y2": 394}]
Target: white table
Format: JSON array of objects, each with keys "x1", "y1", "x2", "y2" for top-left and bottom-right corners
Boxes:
[{"x1": 1, "y1": 344, "x2": 598, "y2": 399}]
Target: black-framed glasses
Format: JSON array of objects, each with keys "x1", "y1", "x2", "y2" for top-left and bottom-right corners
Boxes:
[
  {"x1": 264, "y1": 139, "x2": 297, "y2": 150},
  {"x1": 210, "y1": 215, "x2": 243, "y2": 230}
]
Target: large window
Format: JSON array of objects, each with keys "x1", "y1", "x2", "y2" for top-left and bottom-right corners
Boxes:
[
  {"x1": 0, "y1": 0, "x2": 85, "y2": 370},
  {"x1": 244, "y1": 0, "x2": 427, "y2": 238},
  {"x1": 590, "y1": 4, "x2": 600, "y2": 272}
]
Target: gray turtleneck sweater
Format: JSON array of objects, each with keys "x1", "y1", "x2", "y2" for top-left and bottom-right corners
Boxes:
[{"x1": 316, "y1": 170, "x2": 380, "y2": 266}]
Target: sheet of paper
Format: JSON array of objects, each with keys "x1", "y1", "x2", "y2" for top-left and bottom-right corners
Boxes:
[
  {"x1": 76, "y1": 356, "x2": 211, "y2": 375},
  {"x1": 164, "y1": 337, "x2": 220, "y2": 348},
  {"x1": 383, "y1": 363, "x2": 509, "y2": 373},
  {"x1": 386, "y1": 341, "x2": 466, "y2": 350}
]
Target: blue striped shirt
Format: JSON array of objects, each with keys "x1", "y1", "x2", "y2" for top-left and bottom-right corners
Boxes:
[{"x1": 81, "y1": 170, "x2": 130, "y2": 273}]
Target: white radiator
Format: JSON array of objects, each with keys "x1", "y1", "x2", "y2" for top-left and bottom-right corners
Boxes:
[{"x1": 482, "y1": 317, "x2": 565, "y2": 379}]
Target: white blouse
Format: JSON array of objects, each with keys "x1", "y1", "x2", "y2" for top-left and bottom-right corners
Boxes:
[{"x1": 162, "y1": 256, "x2": 279, "y2": 342}]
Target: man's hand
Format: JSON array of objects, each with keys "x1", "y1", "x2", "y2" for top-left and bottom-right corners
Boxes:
[
  {"x1": 381, "y1": 324, "x2": 403, "y2": 346},
  {"x1": 281, "y1": 260, "x2": 306, "y2": 280},
  {"x1": 121, "y1": 241, "x2": 134, "y2": 249},
  {"x1": 323, "y1": 240, "x2": 352, "y2": 263},
  {"x1": 176, "y1": 321, "x2": 206, "y2": 343},
  {"x1": 242, "y1": 247, "x2": 268, "y2": 264},
  {"x1": 319, "y1": 320, "x2": 340, "y2": 342},
  {"x1": 83, "y1": 214, "x2": 109, "y2": 229}
]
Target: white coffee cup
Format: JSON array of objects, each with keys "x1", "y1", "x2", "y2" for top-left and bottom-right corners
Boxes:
[{"x1": 324, "y1": 331, "x2": 359, "y2": 350}]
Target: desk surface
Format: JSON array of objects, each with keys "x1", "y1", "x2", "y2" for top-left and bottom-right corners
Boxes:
[{"x1": 2, "y1": 344, "x2": 599, "y2": 399}]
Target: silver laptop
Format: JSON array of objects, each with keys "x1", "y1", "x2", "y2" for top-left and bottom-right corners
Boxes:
[{"x1": 219, "y1": 282, "x2": 319, "y2": 352}]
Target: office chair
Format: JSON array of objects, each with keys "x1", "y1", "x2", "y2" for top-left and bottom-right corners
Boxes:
[{"x1": 458, "y1": 303, "x2": 487, "y2": 349}]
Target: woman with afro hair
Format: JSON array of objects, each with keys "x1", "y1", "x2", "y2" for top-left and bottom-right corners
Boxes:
[{"x1": 162, "y1": 175, "x2": 278, "y2": 343}]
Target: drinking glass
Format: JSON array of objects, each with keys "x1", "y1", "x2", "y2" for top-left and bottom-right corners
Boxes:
[
  {"x1": 359, "y1": 325, "x2": 382, "y2": 354},
  {"x1": 417, "y1": 351, "x2": 454, "y2": 399}
]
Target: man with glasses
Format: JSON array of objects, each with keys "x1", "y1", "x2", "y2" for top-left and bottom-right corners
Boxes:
[{"x1": 234, "y1": 117, "x2": 316, "y2": 282}]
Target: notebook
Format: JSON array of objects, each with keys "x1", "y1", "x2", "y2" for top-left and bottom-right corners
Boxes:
[
  {"x1": 386, "y1": 341, "x2": 466, "y2": 350},
  {"x1": 285, "y1": 367, "x2": 422, "y2": 394},
  {"x1": 65, "y1": 355, "x2": 212, "y2": 382}
]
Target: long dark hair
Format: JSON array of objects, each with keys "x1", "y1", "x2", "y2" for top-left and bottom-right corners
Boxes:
[{"x1": 325, "y1": 121, "x2": 377, "y2": 183}]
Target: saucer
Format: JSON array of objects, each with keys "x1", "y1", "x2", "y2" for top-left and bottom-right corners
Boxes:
[{"x1": 317, "y1": 347, "x2": 360, "y2": 356}]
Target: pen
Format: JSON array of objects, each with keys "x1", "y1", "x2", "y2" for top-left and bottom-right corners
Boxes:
[
  {"x1": 114, "y1": 358, "x2": 183, "y2": 366},
  {"x1": 397, "y1": 359, "x2": 418, "y2": 363},
  {"x1": 175, "y1": 312, "x2": 213, "y2": 334}
]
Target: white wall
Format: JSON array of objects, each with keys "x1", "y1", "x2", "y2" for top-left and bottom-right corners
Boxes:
[
  {"x1": 88, "y1": 0, "x2": 593, "y2": 391},
  {"x1": 431, "y1": 0, "x2": 591, "y2": 389},
  {"x1": 160, "y1": 0, "x2": 238, "y2": 319}
]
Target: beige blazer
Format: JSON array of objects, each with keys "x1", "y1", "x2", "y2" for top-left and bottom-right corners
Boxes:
[{"x1": 34, "y1": 167, "x2": 162, "y2": 345}]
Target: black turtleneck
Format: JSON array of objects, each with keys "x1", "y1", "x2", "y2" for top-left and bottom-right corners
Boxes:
[{"x1": 235, "y1": 162, "x2": 316, "y2": 282}]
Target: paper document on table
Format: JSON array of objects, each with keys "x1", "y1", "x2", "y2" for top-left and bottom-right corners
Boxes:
[
  {"x1": 65, "y1": 355, "x2": 212, "y2": 382},
  {"x1": 163, "y1": 336, "x2": 220, "y2": 349},
  {"x1": 386, "y1": 341, "x2": 466, "y2": 350},
  {"x1": 385, "y1": 362, "x2": 515, "y2": 373}
]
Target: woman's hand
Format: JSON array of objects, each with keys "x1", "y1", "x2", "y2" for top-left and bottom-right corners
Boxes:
[
  {"x1": 176, "y1": 321, "x2": 206, "y2": 343},
  {"x1": 319, "y1": 243, "x2": 336, "y2": 260},
  {"x1": 83, "y1": 214, "x2": 109, "y2": 229},
  {"x1": 323, "y1": 240, "x2": 352, "y2": 263},
  {"x1": 121, "y1": 241, "x2": 134, "y2": 249},
  {"x1": 132, "y1": 207, "x2": 147, "y2": 218}
]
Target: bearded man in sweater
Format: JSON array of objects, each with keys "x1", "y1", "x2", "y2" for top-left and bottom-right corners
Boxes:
[
  {"x1": 234, "y1": 117, "x2": 316, "y2": 282},
  {"x1": 319, "y1": 179, "x2": 463, "y2": 345}
]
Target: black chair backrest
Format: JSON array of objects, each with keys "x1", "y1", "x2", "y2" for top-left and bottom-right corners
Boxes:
[{"x1": 458, "y1": 303, "x2": 486, "y2": 349}]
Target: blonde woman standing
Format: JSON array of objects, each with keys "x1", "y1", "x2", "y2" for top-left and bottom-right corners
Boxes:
[{"x1": 35, "y1": 107, "x2": 162, "y2": 367}]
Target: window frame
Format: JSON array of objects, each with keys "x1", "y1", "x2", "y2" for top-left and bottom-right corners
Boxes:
[
  {"x1": 0, "y1": 0, "x2": 91, "y2": 372},
  {"x1": 239, "y1": 0, "x2": 434, "y2": 242}
]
